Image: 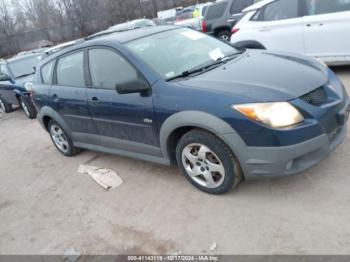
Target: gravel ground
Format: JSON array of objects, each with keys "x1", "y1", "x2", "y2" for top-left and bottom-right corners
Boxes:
[{"x1": 0, "y1": 66, "x2": 349, "y2": 255}]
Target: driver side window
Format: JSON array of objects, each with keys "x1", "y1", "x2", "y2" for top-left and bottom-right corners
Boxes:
[{"x1": 88, "y1": 48, "x2": 139, "y2": 90}]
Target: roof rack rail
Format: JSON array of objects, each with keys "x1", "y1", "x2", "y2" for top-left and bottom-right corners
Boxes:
[{"x1": 85, "y1": 28, "x2": 131, "y2": 41}]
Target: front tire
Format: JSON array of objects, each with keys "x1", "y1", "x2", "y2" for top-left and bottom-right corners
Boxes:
[
  {"x1": 0, "y1": 97, "x2": 13, "y2": 113},
  {"x1": 176, "y1": 129, "x2": 243, "y2": 194},
  {"x1": 20, "y1": 97, "x2": 37, "y2": 119},
  {"x1": 48, "y1": 120, "x2": 81, "y2": 157}
]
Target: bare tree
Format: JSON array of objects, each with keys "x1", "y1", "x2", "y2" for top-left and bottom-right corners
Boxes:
[
  {"x1": 0, "y1": 0, "x2": 16, "y2": 35},
  {"x1": 0, "y1": 0, "x2": 18, "y2": 56}
]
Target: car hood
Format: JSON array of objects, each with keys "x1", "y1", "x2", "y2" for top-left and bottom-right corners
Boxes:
[{"x1": 176, "y1": 50, "x2": 329, "y2": 102}]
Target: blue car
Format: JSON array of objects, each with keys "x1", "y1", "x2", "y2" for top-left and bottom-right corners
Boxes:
[
  {"x1": 0, "y1": 53, "x2": 44, "y2": 119},
  {"x1": 33, "y1": 26, "x2": 350, "y2": 194}
]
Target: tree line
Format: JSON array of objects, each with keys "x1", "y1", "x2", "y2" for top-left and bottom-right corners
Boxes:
[{"x1": 0, "y1": 0, "x2": 209, "y2": 39}]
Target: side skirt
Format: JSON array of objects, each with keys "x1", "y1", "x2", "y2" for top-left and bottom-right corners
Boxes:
[{"x1": 73, "y1": 142, "x2": 171, "y2": 166}]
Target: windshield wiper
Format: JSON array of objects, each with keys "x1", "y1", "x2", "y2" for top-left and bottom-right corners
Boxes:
[
  {"x1": 166, "y1": 50, "x2": 245, "y2": 81},
  {"x1": 167, "y1": 60, "x2": 226, "y2": 81},
  {"x1": 15, "y1": 72, "x2": 35, "y2": 79}
]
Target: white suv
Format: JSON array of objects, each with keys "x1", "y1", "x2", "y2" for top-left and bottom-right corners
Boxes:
[{"x1": 230, "y1": 0, "x2": 350, "y2": 65}]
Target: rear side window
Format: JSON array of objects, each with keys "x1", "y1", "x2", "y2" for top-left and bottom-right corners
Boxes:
[
  {"x1": 88, "y1": 48, "x2": 138, "y2": 90},
  {"x1": 41, "y1": 60, "x2": 55, "y2": 84},
  {"x1": 260, "y1": 0, "x2": 299, "y2": 21},
  {"x1": 205, "y1": 2, "x2": 228, "y2": 19},
  {"x1": 305, "y1": 0, "x2": 350, "y2": 15},
  {"x1": 56, "y1": 51, "x2": 85, "y2": 87},
  {"x1": 230, "y1": 0, "x2": 252, "y2": 14}
]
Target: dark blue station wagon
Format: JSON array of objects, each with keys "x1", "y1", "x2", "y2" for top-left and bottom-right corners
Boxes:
[
  {"x1": 0, "y1": 53, "x2": 42, "y2": 119},
  {"x1": 33, "y1": 26, "x2": 350, "y2": 194}
]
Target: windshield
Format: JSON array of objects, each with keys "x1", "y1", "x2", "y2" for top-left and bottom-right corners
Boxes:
[
  {"x1": 126, "y1": 28, "x2": 239, "y2": 80},
  {"x1": 8, "y1": 55, "x2": 43, "y2": 78}
]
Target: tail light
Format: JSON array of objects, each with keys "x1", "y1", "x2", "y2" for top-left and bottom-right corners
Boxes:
[
  {"x1": 231, "y1": 27, "x2": 240, "y2": 35},
  {"x1": 201, "y1": 20, "x2": 207, "y2": 32}
]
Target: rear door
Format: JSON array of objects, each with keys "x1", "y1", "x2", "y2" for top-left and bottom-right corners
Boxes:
[
  {"x1": 204, "y1": 1, "x2": 229, "y2": 33},
  {"x1": 86, "y1": 47, "x2": 159, "y2": 155},
  {"x1": 303, "y1": 0, "x2": 350, "y2": 61},
  {"x1": 50, "y1": 50, "x2": 97, "y2": 137},
  {"x1": 252, "y1": 0, "x2": 305, "y2": 53}
]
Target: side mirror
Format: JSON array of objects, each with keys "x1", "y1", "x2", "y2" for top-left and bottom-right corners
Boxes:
[
  {"x1": 116, "y1": 79, "x2": 150, "y2": 95},
  {"x1": 0, "y1": 73, "x2": 12, "y2": 82}
]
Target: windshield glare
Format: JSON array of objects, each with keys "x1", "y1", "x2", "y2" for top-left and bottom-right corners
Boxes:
[
  {"x1": 126, "y1": 28, "x2": 238, "y2": 80},
  {"x1": 8, "y1": 55, "x2": 42, "y2": 78}
]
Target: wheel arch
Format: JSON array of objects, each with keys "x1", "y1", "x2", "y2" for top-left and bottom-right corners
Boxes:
[
  {"x1": 159, "y1": 111, "x2": 237, "y2": 164},
  {"x1": 39, "y1": 106, "x2": 71, "y2": 135},
  {"x1": 213, "y1": 26, "x2": 232, "y2": 36},
  {"x1": 233, "y1": 40, "x2": 266, "y2": 50}
]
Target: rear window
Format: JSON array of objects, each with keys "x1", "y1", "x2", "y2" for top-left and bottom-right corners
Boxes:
[
  {"x1": 205, "y1": 2, "x2": 228, "y2": 19},
  {"x1": 8, "y1": 55, "x2": 43, "y2": 78},
  {"x1": 305, "y1": 0, "x2": 350, "y2": 15}
]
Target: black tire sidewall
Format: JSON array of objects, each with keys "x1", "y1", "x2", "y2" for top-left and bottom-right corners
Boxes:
[
  {"x1": 20, "y1": 97, "x2": 37, "y2": 119},
  {"x1": 176, "y1": 129, "x2": 240, "y2": 194},
  {"x1": 0, "y1": 97, "x2": 13, "y2": 113}
]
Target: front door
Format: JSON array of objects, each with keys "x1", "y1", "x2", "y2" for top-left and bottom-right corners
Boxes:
[
  {"x1": 86, "y1": 47, "x2": 159, "y2": 155},
  {"x1": 253, "y1": 0, "x2": 304, "y2": 54},
  {"x1": 303, "y1": 0, "x2": 350, "y2": 60}
]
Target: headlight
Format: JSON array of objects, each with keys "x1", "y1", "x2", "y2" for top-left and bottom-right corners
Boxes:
[
  {"x1": 232, "y1": 102, "x2": 304, "y2": 128},
  {"x1": 24, "y1": 82, "x2": 34, "y2": 92}
]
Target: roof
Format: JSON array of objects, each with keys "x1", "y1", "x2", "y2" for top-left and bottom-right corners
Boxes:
[
  {"x1": 243, "y1": 0, "x2": 275, "y2": 12},
  {"x1": 88, "y1": 25, "x2": 179, "y2": 43}
]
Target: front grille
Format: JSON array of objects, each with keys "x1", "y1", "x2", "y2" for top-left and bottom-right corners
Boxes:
[{"x1": 300, "y1": 87, "x2": 327, "y2": 106}]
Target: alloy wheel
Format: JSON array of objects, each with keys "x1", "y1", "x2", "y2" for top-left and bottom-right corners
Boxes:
[
  {"x1": 220, "y1": 34, "x2": 230, "y2": 42},
  {"x1": 50, "y1": 124, "x2": 69, "y2": 153},
  {"x1": 21, "y1": 100, "x2": 30, "y2": 117},
  {"x1": 0, "y1": 99, "x2": 5, "y2": 112},
  {"x1": 181, "y1": 143, "x2": 226, "y2": 189}
]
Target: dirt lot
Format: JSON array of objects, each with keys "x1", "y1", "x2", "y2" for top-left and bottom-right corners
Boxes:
[{"x1": 0, "y1": 67, "x2": 350, "y2": 255}]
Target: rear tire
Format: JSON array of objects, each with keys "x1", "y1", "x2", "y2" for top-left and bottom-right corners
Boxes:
[
  {"x1": 176, "y1": 129, "x2": 243, "y2": 194},
  {"x1": 217, "y1": 30, "x2": 231, "y2": 42},
  {"x1": 48, "y1": 120, "x2": 81, "y2": 157},
  {"x1": 0, "y1": 97, "x2": 13, "y2": 113},
  {"x1": 20, "y1": 97, "x2": 37, "y2": 119}
]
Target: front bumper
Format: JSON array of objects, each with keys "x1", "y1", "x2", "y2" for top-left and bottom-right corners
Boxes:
[{"x1": 220, "y1": 101, "x2": 349, "y2": 179}]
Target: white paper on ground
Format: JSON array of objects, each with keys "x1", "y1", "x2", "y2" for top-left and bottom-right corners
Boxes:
[{"x1": 77, "y1": 164, "x2": 123, "y2": 190}]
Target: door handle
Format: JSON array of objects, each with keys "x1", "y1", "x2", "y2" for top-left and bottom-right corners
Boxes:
[
  {"x1": 90, "y1": 96, "x2": 99, "y2": 103},
  {"x1": 52, "y1": 94, "x2": 60, "y2": 103},
  {"x1": 258, "y1": 27, "x2": 270, "y2": 32}
]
